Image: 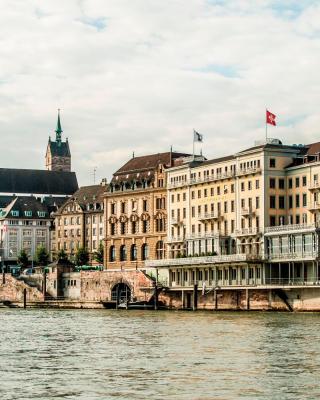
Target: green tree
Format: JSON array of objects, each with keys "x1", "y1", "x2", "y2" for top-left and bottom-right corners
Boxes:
[
  {"x1": 75, "y1": 247, "x2": 89, "y2": 266},
  {"x1": 17, "y1": 249, "x2": 29, "y2": 268},
  {"x1": 35, "y1": 245, "x2": 49, "y2": 266},
  {"x1": 94, "y1": 242, "x2": 104, "y2": 264},
  {"x1": 57, "y1": 249, "x2": 69, "y2": 262}
]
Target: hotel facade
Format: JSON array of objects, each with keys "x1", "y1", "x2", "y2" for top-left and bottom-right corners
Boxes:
[{"x1": 144, "y1": 140, "x2": 320, "y2": 296}]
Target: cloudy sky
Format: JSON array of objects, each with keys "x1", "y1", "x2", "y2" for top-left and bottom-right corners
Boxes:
[{"x1": 1, "y1": 0, "x2": 320, "y2": 185}]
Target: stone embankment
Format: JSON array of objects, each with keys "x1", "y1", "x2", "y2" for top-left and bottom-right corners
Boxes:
[{"x1": 2, "y1": 270, "x2": 320, "y2": 311}]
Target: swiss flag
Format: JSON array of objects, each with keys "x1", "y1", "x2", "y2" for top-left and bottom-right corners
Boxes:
[{"x1": 266, "y1": 110, "x2": 276, "y2": 126}]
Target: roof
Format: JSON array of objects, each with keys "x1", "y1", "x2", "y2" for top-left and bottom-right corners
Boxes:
[
  {"x1": 114, "y1": 152, "x2": 190, "y2": 175},
  {"x1": 201, "y1": 155, "x2": 235, "y2": 166},
  {"x1": 112, "y1": 152, "x2": 191, "y2": 185},
  {"x1": 0, "y1": 168, "x2": 78, "y2": 196},
  {"x1": 0, "y1": 196, "x2": 51, "y2": 220},
  {"x1": 306, "y1": 142, "x2": 320, "y2": 155},
  {"x1": 48, "y1": 141, "x2": 71, "y2": 157},
  {"x1": 72, "y1": 184, "x2": 106, "y2": 206}
]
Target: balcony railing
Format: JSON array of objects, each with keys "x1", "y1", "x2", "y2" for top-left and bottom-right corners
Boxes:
[
  {"x1": 166, "y1": 236, "x2": 185, "y2": 243},
  {"x1": 199, "y1": 212, "x2": 223, "y2": 220},
  {"x1": 265, "y1": 223, "x2": 316, "y2": 234},
  {"x1": 309, "y1": 181, "x2": 320, "y2": 191},
  {"x1": 308, "y1": 202, "x2": 320, "y2": 211},
  {"x1": 235, "y1": 227, "x2": 262, "y2": 236},
  {"x1": 186, "y1": 231, "x2": 220, "y2": 240},
  {"x1": 241, "y1": 207, "x2": 254, "y2": 217},
  {"x1": 168, "y1": 171, "x2": 236, "y2": 189},
  {"x1": 236, "y1": 167, "x2": 262, "y2": 176},
  {"x1": 267, "y1": 251, "x2": 317, "y2": 261},
  {"x1": 145, "y1": 253, "x2": 261, "y2": 268},
  {"x1": 171, "y1": 218, "x2": 184, "y2": 225}
]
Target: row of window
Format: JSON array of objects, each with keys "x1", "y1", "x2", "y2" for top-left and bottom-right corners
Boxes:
[
  {"x1": 109, "y1": 219, "x2": 165, "y2": 235},
  {"x1": 109, "y1": 241, "x2": 165, "y2": 262},
  {"x1": 269, "y1": 194, "x2": 308, "y2": 209},
  {"x1": 170, "y1": 266, "x2": 261, "y2": 284},
  {"x1": 58, "y1": 215, "x2": 103, "y2": 226},
  {"x1": 110, "y1": 197, "x2": 166, "y2": 215},
  {"x1": 171, "y1": 216, "x2": 260, "y2": 237}
]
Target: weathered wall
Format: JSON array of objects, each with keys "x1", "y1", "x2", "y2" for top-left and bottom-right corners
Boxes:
[
  {"x1": 79, "y1": 270, "x2": 154, "y2": 302},
  {"x1": 0, "y1": 275, "x2": 44, "y2": 303}
]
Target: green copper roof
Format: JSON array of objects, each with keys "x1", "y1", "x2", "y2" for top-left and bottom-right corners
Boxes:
[{"x1": 55, "y1": 109, "x2": 63, "y2": 144}]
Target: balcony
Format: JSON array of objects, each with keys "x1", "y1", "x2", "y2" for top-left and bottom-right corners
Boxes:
[
  {"x1": 236, "y1": 167, "x2": 262, "y2": 177},
  {"x1": 309, "y1": 181, "x2": 320, "y2": 191},
  {"x1": 166, "y1": 236, "x2": 185, "y2": 243},
  {"x1": 199, "y1": 212, "x2": 223, "y2": 221},
  {"x1": 241, "y1": 207, "x2": 254, "y2": 217},
  {"x1": 308, "y1": 202, "x2": 320, "y2": 211},
  {"x1": 186, "y1": 231, "x2": 220, "y2": 240},
  {"x1": 167, "y1": 181, "x2": 188, "y2": 189},
  {"x1": 267, "y1": 251, "x2": 317, "y2": 261},
  {"x1": 265, "y1": 223, "x2": 316, "y2": 235},
  {"x1": 235, "y1": 227, "x2": 262, "y2": 236},
  {"x1": 171, "y1": 218, "x2": 184, "y2": 226},
  {"x1": 145, "y1": 253, "x2": 261, "y2": 268}
]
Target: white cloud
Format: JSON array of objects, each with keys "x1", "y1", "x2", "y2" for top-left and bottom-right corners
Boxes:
[{"x1": 0, "y1": 0, "x2": 320, "y2": 185}]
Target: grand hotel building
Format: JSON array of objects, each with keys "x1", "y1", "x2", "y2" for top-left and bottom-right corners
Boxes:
[{"x1": 145, "y1": 140, "x2": 320, "y2": 292}]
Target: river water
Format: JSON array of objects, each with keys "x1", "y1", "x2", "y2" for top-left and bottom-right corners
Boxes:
[{"x1": 0, "y1": 309, "x2": 319, "y2": 400}]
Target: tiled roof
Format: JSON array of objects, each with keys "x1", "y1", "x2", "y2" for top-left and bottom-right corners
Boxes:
[
  {"x1": 114, "y1": 152, "x2": 190, "y2": 175},
  {"x1": 0, "y1": 168, "x2": 78, "y2": 195},
  {"x1": 111, "y1": 152, "x2": 191, "y2": 185},
  {"x1": 72, "y1": 184, "x2": 106, "y2": 206},
  {"x1": 1, "y1": 196, "x2": 51, "y2": 219}
]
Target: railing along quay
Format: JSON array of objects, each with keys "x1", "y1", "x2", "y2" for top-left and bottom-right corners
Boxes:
[{"x1": 145, "y1": 253, "x2": 262, "y2": 267}]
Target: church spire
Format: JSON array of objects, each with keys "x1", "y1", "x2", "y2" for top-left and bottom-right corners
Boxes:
[{"x1": 55, "y1": 109, "x2": 63, "y2": 145}]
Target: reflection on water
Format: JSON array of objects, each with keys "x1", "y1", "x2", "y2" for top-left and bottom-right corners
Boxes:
[{"x1": 0, "y1": 309, "x2": 320, "y2": 400}]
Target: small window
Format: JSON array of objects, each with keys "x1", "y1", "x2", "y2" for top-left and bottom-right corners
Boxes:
[
  {"x1": 302, "y1": 176, "x2": 307, "y2": 186},
  {"x1": 269, "y1": 178, "x2": 276, "y2": 189},
  {"x1": 269, "y1": 158, "x2": 276, "y2": 168},
  {"x1": 270, "y1": 196, "x2": 276, "y2": 208},
  {"x1": 278, "y1": 179, "x2": 285, "y2": 190}
]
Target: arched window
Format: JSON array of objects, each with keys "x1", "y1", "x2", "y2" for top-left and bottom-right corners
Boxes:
[
  {"x1": 109, "y1": 245, "x2": 116, "y2": 262},
  {"x1": 120, "y1": 245, "x2": 127, "y2": 261},
  {"x1": 141, "y1": 244, "x2": 149, "y2": 261},
  {"x1": 130, "y1": 244, "x2": 137, "y2": 261},
  {"x1": 156, "y1": 241, "x2": 165, "y2": 259}
]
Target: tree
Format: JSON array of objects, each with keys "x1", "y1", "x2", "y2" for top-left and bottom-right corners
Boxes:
[
  {"x1": 35, "y1": 245, "x2": 49, "y2": 266},
  {"x1": 17, "y1": 249, "x2": 29, "y2": 268},
  {"x1": 75, "y1": 247, "x2": 89, "y2": 266},
  {"x1": 57, "y1": 249, "x2": 69, "y2": 262},
  {"x1": 94, "y1": 242, "x2": 104, "y2": 264}
]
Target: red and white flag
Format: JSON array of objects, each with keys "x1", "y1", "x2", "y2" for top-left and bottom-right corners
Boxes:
[{"x1": 266, "y1": 110, "x2": 276, "y2": 126}]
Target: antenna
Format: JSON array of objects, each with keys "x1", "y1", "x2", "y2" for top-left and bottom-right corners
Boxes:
[{"x1": 93, "y1": 167, "x2": 97, "y2": 184}]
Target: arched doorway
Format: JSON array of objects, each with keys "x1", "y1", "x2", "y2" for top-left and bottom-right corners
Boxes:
[{"x1": 111, "y1": 283, "x2": 131, "y2": 303}]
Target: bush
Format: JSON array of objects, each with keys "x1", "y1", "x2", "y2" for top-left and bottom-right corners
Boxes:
[
  {"x1": 75, "y1": 247, "x2": 89, "y2": 266},
  {"x1": 35, "y1": 245, "x2": 49, "y2": 266}
]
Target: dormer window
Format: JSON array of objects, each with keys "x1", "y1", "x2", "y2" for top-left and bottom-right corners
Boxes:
[
  {"x1": 24, "y1": 211, "x2": 32, "y2": 217},
  {"x1": 11, "y1": 210, "x2": 19, "y2": 217},
  {"x1": 37, "y1": 211, "x2": 46, "y2": 218}
]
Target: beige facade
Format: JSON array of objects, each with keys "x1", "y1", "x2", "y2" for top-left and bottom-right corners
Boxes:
[
  {"x1": 53, "y1": 184, "x2": 106, "y2": 263},
  {"x1": 104, "y1": 152, "x2": 190, "y2": 270},
  {"x1": 146, "y1": 140, "x2": 320, "y2": 292}
]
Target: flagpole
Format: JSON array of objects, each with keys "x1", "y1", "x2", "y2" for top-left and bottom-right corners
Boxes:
[
  {"x1": 192, "y1": 129, "x2": 195, "y2": 160},
  {"x1": 265, "y1": 108, "x2": 268, "y2": 142}
]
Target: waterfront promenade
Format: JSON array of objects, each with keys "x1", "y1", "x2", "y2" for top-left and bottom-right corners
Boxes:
[{"x1": 0, "y1": 309, "x2": 319, "y2": 400}]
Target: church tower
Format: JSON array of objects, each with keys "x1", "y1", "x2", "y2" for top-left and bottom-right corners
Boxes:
[{"x1": 45, "y1": 110, "x2": 71, "y2": 172}]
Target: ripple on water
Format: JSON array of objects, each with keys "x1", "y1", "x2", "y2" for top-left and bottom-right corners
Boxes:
[{"x1": 0, "y1": 309, "x2": 320, "y2": 400}]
